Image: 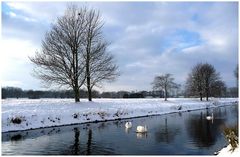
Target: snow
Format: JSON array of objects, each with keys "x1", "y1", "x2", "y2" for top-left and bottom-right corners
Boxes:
[
  {"x1": 1, "y1": 98, "x2": 238, "y2": 133},
  {"x1": 217, "y1": 145, "x2": 239, "y2": 157}
]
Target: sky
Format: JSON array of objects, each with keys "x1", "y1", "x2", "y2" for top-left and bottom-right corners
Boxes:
[{"x1": 1, "y1": 1, "x2": 239, "y2": 92}]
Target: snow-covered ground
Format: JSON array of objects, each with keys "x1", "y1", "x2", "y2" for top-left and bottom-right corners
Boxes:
[
  {"x1": 217, "y1": 145, "x2": 239, "y2": 157},
  {"x1": 1, "y1": 98, "x2": 238, "y2": 133}
]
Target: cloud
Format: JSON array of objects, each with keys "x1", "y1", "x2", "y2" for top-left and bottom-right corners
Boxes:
[
  {"x1": 1, "y1": 2, "x2": 238, "y2": 91},
  {"x1": 5, "y1": 1, "x2": 66, "y2": 22},
  {"x1": 0, "y1": 38, "x2": 42, "y2": 90},
  {"x1": 102, "y1": 2, "x2": 238, "y2": 91}
]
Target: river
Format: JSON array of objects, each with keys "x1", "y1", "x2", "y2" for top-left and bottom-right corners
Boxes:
[{"x1": 2, "y1": 104, "x2": 238, "y2": 155}]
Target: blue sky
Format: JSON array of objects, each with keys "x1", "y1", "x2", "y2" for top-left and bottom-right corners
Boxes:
[{"x1": 1, "y1": 1, "x2": 238, "y2": 92}]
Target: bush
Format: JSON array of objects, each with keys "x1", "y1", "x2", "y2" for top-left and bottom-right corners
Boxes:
[
  {"x1": 73, "y1": 113, "x2": 79, "y2": 119},
  {"x1": 223, "y1": 125, "x2": 238, "y2": 152},
  {"x1": 10, "y1": 117, "x2": 22, "y2": 124}
]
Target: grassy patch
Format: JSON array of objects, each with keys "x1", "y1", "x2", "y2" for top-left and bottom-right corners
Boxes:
[
  {"x1": 223, "y1": 124, "x2": 238, "y2": 152},
  {"x1": 10, "y1": 116, "x2": 25, "y2": 124}
]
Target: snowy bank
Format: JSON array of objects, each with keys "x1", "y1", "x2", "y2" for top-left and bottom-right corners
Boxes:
[
  {"x1": 217, "y1": 145, "x2": 239, "y2": 157},
  {"x1": 1, "y1": 98, "x2": 238, "y2": 132}
]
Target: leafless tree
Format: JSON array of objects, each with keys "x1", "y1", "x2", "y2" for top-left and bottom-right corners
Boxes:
[
  {"x1": 30, "y1": 5, "x2": 87, "y2": 102},
  {"x1": 185, "y1": 63, "x2": 205, "y2": 101},
  {"x1": 83, "y1": 9, "x2": 119, "y2": 101},
  {"x1": 152, "y1": 74, "x2": 178, "y2": 101},
  {"x1": 185, "y1": 63, "x2": 222, "y2": 101},
  {"x1": 210, "y1": 80, "x2": 226, "y2": 97},
  {"x1": 30, "y1": 5, "x2": 119, "y2": 102},
  {"x1": 201, "y1": 63, "x2": 220, "y2": 101}
]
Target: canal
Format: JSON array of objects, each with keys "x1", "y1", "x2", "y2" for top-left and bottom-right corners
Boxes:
[{"x1": 2, "y1": 104, "x2": 238, "y2": 155}]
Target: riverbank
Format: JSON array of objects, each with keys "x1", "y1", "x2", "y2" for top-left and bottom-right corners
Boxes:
[
  {"x1": 217, "y1": 145, "x2": 239, "y2": 157},
  {"x1": 2, "y1": 98, "x2": 238, "y2": 132}
]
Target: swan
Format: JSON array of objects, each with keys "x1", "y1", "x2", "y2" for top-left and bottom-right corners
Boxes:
[
  {"x1": 206, "y1": 113, "x2": 213, "y2": 120},
  {"x1": 136, "y1": 125, "x2": 147, "y2": 133},
  {"x1": 125, "y1": 122, "x2": 132, "y2": 128}
]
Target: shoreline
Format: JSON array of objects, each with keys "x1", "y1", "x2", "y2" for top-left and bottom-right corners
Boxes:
[
  {"x1": 217, "y1": 144, "x2": 239, "y2": 156},
  {"x1": 2, "y1": 98, "x2": 238, "y2": 133},
  {"x1": 2, "y1": 102, "x2": 235, "y2": 133}
]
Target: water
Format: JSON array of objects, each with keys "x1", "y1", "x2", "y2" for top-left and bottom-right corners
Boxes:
[{"x1": 2, "y1": 104, "x2": 238, "y2": 155}]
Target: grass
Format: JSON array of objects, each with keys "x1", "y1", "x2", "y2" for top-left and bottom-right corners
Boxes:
[
  {"x1": 223, "y1": 124, "x2": 238, "y2": 152},
  {"x1": 10, "y1": 117, "x2": 22, "y2": 124}
]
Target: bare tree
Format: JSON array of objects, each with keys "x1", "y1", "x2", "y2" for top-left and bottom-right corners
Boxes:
[
  {"x1": 201, "y1": 63, "x2": 220, "y2": 101},
  {"x1": 30, "y1": 5, "x2": 86, "y2": 102},
  {"x1": 152, "y1": 74, "x2": 178, "y2": 101},
  {"x1": 185, "y1": 63, "x2": 205, "y2": 101},
  {"x1": 185, "y1": 63, "x2": 222, "y2": 101},
  {"x1": 83, "y1": 9, "x2": 119, "y2": 101},
  {"x1": 210, "y1": 80, "x2": 226, "y2": 97}
]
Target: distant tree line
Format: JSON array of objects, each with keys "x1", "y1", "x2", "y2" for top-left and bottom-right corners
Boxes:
[
  {"x1": 1, "y1": 87, "x2": 166, "y2": 99},
  {"x1": 1, "y1": 87, "x2": 100, "y2": 99},
  {"x1": 2, "y1": 85, "x2": 237, "y2": 100},
  {"x1": 101, "y1": 90, "x2": 165, "y2": 98}
]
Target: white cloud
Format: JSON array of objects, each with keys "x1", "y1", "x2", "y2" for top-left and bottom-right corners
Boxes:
[
  {"x1": 7, "y1": 10, "x2": 37, "y2": 22},
  {"x1": 2, "y1": 2, "x2": 238, "y2": 91},
  {"x1": 182, "y1": 45, "x2": 204, "y2": 54},
  {"x1": 0, "y1": 38, "x2": 42, "y2": 90},
  {"x1": 9, "y1": 11, "x2": 16, "y2": 17},
  {"x1": 1, "y1": 80, "x2": 23, "y2": 87},
  {"x1": 6, "y1": 2, "x2": 66, "y2": 22},
  {"x1": 126, "y1": 61, "x2": 152, "y2": 69},
  {"x1": 1, "y1": 38, "x2": 36, "y2": 61}
]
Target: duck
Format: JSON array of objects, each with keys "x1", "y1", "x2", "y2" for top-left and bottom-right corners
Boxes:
[
  {"x1": 136, "y1": 125, "x2": 147, "y2": 133},
  {"x1": 206, "y1": 113, "x2": 213, "y2": 120},
  {"x1": 125, "y1": 122, "x2": 132, "y2": 129}
]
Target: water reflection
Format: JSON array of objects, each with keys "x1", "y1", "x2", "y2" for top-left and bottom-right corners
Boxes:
[
  {"x1": 10, "y1": 134, "x2": 23, "y2": 142},
  {"x1": 154, "y1": 118, "x2": 180, "y2": 144},
  {"x1": 86, "y1": 129, "x2": 92, "y2": 155},
  {"x1": 70, "y1": 128, "x2": 80, "y2": 155},
  {"x1": 125, "y1": 128, "x2": 131, "y2": 134},
  {"x1": 113, "y1": 120, "x2": 124, "y2": 128},
  {"x1": 62, "y1": 125, "x2": 115, "y2": 155},
  {"x1": 2, "y1": 127, "x2": 62, "y2": 143},
  {"x1": 186, "y1": 110, "x2": 225, "y2": 147},
  {"x1": 97, "y1": 123, "x2": 107, "y2": 131},
  {"x1": 136, "y1": 133, "x2": 147, "y2": 139}
]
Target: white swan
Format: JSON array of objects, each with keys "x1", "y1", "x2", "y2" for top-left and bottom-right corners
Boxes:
[
  {"x1": 136, "y1": 125, "x2": 147, "y2": 133},
  {"x1": 125, "y1": 122, "x2": 132, "y2": 128},
  {"x1": 206, "y1": 113, "x2": 213, "y2": 120}
]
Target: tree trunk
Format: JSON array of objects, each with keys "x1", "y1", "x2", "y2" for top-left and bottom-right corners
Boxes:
[
  {"x1": 74, "y1": 87, "x2": 80, "y2": 102},
  {"x1": 206, "y1": 80, "x2": 209, "y2": 101},
  {"x1": 73, "y1": 46, "x2": 80, "y2": 103},
  {"x1": 87, "y1": 85, "x2": 92, "y2": 101},
  {"x1": 86, "y1": 47, "x2": 92, "y2": 101},
  {"x1": 164, "y1": 87, "x2": 167, "y2": 101},
  {"x1": 200, "y1": 93, "x2": 202, "y2": 101},
  {"x1": 206, "y1": 90, "x2": 209, "y2": 101}
]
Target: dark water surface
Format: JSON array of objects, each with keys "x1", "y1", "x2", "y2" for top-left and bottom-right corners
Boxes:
[{"x1": 2, "y1": 104, "x2": 238, "y2": 155}]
